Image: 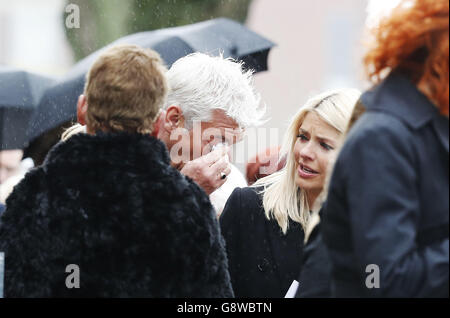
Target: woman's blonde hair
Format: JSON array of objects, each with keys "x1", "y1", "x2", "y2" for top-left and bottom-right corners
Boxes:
[{"x1": 253, "y1": 88, "x2": 361, "y2": 234}]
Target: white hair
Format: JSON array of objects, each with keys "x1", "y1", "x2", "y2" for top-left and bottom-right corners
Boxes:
[
  {"x1": 253, "y1": 88, "x2": 361, "y2": 234},
  {"x1": 165, "y1": 53, "x2": 265, "y2": 129}
]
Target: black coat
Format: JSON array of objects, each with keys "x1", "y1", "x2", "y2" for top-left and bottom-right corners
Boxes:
[
  {"x1": 295, "y1": 220, "x2": 332, "y2": 298},
  {"x1": 0, "y1": 132, "x2": 234, "y2": 298},
  {"x1": 322, "y1": 72, "x2": 449, "y2": 297},
  {"x1": 219, "y1": 187, "x2": 304, "y2": 298}
]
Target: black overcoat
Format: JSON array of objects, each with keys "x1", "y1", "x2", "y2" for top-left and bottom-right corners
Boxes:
[
  {"x1": 219, "y1": 187, "x2": 304, "y2": 298},
  {"x1": 322, "y1": 72, "x2": 449, "y2": 297},
  {"x1": 295, "y1": 220, "x2": 332, "y2": 298},
  {"x1": 0, "y1": 132, "x2": 234, "y2": 298}
]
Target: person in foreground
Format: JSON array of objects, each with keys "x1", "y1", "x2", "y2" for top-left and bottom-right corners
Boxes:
[
  {"x1": 322, "y1": 0, "x2": 449, "y2": 297},
  {"x1": 219, "y1": 89, "x2": 360, "y2": 297},
  {"x1": 0, "y1": 44, "x2": 233, "y2": 297}
]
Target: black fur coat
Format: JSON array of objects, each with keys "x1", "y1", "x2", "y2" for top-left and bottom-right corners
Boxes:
[{"x1": 0, "y1": 132, "x2": 234, "y2": 298}]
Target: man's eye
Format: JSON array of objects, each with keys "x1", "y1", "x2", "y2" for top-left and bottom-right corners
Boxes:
[
  {"x1": 320, "y1": 142, "x2": 333, "y2": 151},
  {"x1": 297, "y1": 134, "x2": 308, "y2": 141},
  {"x1": 211, "y1": 136, "x2": 225, "y2": 143}
]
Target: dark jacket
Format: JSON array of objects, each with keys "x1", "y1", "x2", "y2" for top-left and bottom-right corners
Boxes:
[
  {"x1": 322, "y1": 72, "x2": 449, "y2": 297},
  {"x1": 295, "y1": 220, "x2": 332, "y2": 298},
  {"x1": 0, "y1": 132, "x2": 234, "y2": 298},
  {"x1": 0, "y1": 203, "x2": 4, "y2": 216},
  {"x1": 219, "y1": 187, "x2": 304, "y2": 298}
]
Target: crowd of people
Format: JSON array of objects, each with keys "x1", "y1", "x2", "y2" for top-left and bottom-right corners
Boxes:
[{"x1": 0, "y1": 0, "x2": 448, "y2": 297}]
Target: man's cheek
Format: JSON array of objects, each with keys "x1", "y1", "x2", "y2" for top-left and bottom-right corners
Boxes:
[
  {"x1": 190, "y1": 140, "x2": 208, "y2": 160},
  {"x1": 226, "y1": 147, "x2": 233, "y2": 163},
  {"x1": 201, "y1": 141, "x2": 213, "y2": 157}
]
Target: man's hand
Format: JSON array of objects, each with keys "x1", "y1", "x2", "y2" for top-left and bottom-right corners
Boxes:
[{"x1": 180, "y1": 145, "x2": 231, "y2": 195}]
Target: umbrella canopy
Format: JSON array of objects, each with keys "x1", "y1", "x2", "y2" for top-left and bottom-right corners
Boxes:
[
  {"x1": 27, "y1": 17, "x2": 275, "y2": 143},
  {"x1": 0, "y1": 66, "x2": 55, "y2": 150}
]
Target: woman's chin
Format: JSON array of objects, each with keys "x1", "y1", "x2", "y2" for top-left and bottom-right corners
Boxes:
[{"x1": 295, "y1": 175, "x2": 320, "y2": 191}]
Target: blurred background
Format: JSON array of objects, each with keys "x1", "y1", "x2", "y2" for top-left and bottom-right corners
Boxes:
[{"x1": 0, "y1": 0, "x2": 397, "y2": 172}]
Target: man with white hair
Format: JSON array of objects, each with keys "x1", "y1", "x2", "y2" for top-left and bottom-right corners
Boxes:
[{"x1": 156, "y1": 53, "x2": 265, "y2": 213}]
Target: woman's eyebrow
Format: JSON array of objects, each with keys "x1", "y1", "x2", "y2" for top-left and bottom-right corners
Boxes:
[
  {"x1": 316, "y1": 135, "x2": 336, "y2": 145},
  {"x1": 299, "y1": 128, "x2": 309, "y2": 134},
  {"x1": 299, "y1": 128, "x2": 336, "y2": 144}
]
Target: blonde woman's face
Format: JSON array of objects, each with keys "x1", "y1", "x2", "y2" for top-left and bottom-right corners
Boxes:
[{"x1": 293, "y1": 112, "x2": 340, "y2": 196}]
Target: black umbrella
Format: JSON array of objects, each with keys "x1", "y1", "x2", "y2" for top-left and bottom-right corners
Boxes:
[
  {"x1": 0, "y1": 66, "x2": 55, "y2": 150},
  {"x1": 27, "y1": 17, "x2": 275, "y2": 143}
]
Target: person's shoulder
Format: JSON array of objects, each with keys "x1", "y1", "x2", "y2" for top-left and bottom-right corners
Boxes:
[
  {"x1": 342, "y1": 111, "x2": 416, "y2": 158},
  {"x1": 4, "y1": 167, "x2": 46, "y2": 206},
  {"x1": 0, "y1": 167, "x2": 48, "y2": 241},
  {"x1": 181, "y1": 174, "x2": 215, "y2": 209},
  {"x1": 350, "y1": 111, "x2": 413, "y2": 142},
  {"x1": 333, "y1": 110, "x2": 419, "y2": 183},
  {"x1": 137, "y1": 163, "x2": 217, "y2": 229},
  {"x1": 220, "y1": 186, "x2": 264, "y2": 223},
  {"x1": 231, "y1": 186, "x2": 263, "y2": 207}
]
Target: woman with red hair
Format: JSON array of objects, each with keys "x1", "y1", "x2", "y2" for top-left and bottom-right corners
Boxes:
[{"x1": 322, "y1": 0, "x2": 449, "y2": 297}]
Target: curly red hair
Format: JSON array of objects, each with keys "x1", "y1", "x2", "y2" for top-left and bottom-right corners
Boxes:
[{"x1": 364, "y1": 0, "x2": 449, "y2": 116}]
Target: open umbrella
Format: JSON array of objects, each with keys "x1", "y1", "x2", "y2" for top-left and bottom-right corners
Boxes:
[
  {"x1": 0, "y1": 66, "x2": 55, "y2": 150},
  {"x1": 27, "y1": 17, "x2": 275, "y2": 143}
]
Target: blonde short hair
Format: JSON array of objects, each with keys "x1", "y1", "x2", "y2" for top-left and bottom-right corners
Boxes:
[{"x1": 85, "y1": 44, "x2": 168, "y2": 134}]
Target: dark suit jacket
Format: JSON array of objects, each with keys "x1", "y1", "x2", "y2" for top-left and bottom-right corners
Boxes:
[
  {"x1": 322, "y1": 72, "x2": 449, "y2": 297},
  {"x1": 219, "y1": 187, "x2": 304, "y2": 298}
]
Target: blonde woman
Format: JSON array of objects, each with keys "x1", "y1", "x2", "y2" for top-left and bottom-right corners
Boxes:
[{"x1": 219, "y1": 88, "x2": 360, "y2": 298}]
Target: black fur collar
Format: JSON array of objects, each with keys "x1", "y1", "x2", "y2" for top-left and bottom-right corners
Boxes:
[{"x1": 43, "y1": 132, "x2": 170, "y2": 169}]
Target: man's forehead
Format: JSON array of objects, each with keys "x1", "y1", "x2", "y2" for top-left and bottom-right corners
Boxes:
[
  {"x1": 202, "y1": 123, "x2": 244, "y2": 137},
  {"x1": 208, "y1": 109, "x2": 240, "y2": 128}
]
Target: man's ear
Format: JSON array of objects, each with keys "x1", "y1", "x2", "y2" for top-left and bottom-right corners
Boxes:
[
  {"x1": 163, "y1": 105, "x2": 184, "y2": 132},
  {"x1": 77, "y1": 95, "x2": 88, "y2": 126}
]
